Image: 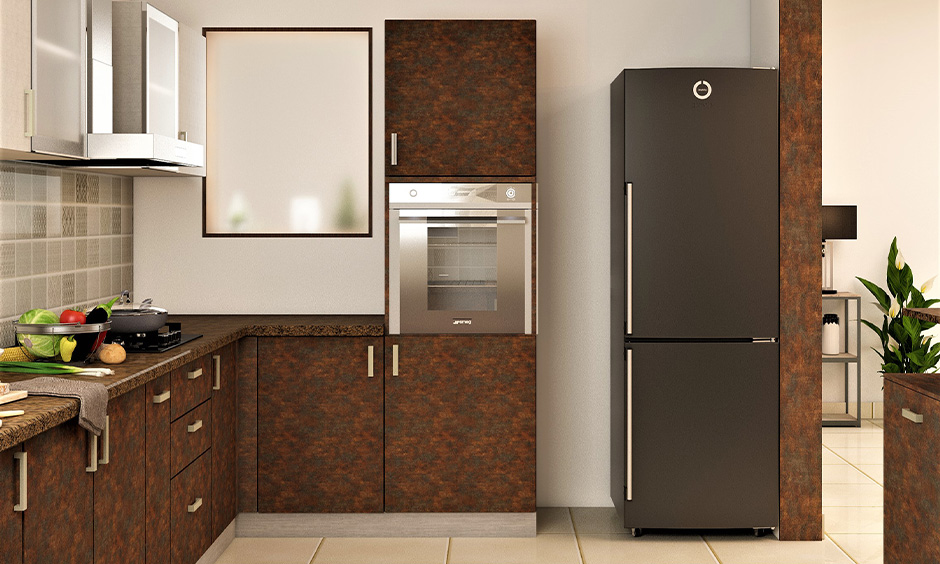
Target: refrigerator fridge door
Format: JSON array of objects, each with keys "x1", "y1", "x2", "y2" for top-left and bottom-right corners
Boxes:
[
  {"x1": 622, "y1": 342, "x2": 779, "y2": 529},
  {"x1": 621, "y1": 68, "x2": 779, "y2": 339}
]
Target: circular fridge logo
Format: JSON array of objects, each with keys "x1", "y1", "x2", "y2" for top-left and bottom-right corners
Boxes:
[{"x1": 693, "y1": 80, "x2": 712, "y2": 100}]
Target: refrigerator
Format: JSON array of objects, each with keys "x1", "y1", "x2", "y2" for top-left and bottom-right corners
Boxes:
[{"x1": 610, "y1": 68, "x2": 780, "y2": 532}]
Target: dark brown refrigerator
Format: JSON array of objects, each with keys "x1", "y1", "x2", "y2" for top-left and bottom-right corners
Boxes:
[{"x1": 610, "y1": 68, "x2": 780, "y2": 534}]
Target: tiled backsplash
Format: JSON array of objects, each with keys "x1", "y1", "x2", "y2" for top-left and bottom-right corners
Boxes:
[{"x1": 0, "y1": 162, "x2": 133, "y2": 348}]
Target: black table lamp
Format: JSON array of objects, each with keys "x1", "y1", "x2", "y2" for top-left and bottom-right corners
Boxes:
[{"x1": 822, "y1": 205, "x2": 857, "y2": 294}]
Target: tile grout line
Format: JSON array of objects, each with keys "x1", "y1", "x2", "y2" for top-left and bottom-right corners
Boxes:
[
  {"x1": 568, "y1": 507, "x2": 586, "y2": 564},
  {"x1": 825, "y1": 532, "x2": 862, "y2": 564},
  {"x1": 701, "y1": 536, "x2": 723, "y2": 564},
  {"x1": 307, "y1": 537, "x2": 324, "y2": 564}
]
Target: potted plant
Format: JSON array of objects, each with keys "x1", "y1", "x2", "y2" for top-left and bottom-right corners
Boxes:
[{"x1": 857, "y1": 237, "x2": 940, "y2": 373}]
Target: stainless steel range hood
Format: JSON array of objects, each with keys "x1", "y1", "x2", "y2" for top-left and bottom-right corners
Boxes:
[{"x1": 59, "y1": 0, "x2": 204, "y2": 168}]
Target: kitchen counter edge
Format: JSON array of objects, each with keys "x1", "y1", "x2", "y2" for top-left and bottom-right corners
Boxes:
[{"x1": 0, "y1": 315, "x2": 385, "y2": 452}]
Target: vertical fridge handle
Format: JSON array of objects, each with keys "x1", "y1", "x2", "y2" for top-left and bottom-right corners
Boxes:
[
  {"x1": 626, "y1": 348, "x2": 633, "y2": 501},
  {"x1": 626, "y1": 182, "x2": 633, "y2": 335},
  {"x1": 390, "y1": 133, "x2": 398, "y2": 166}
]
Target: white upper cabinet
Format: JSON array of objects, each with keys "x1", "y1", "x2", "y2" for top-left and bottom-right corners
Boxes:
[{"x1": 0, "y1": 0, "x2": 87, "y2": 160}]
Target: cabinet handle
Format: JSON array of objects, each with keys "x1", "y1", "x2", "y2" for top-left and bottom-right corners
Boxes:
[
  {"x1": 213, "y1": 355, "x2": 221, "y2": 390},
  {"x1": 392, "y1": 344, "x2": 399, "y2": 376},
  {"x1": 187, "y1": 419, "x2": 203, "y2": 433},
  {"x1": 187, "y1": 497, "x2": 203, "y2": 513},
  {"x1": 626, "y1": 182, "x2": 633, "y2": 335},
  {"x1": 179, "y1": 131, "x2": 188, "y2": 142},
  {"x1": 86, "y1": 432, "x2": 98, "y2": 473},
  {"x1": 188, "y1": 368, "x2": 203, "y2": 380},
  {"x1": 98, "y1": 416, "x2": 110, "y2": 465},
  {"x1": 902, "y1": 408, "x2": 924, "y2": 424},
  {"x1": 368, "y1": 346, "x2": 374, "y2": 378},
  {"x1": 390, "y1": 133, "x2": 398, "y2": 166},
  {"x1": 24, "y1": 89, "x2": 34, "y2": 138},
  {"x1": 153, "y1": 390, "x2": 171, "y2": 404},
  {"x1": 13, "y1": 452, "x2": 26, "y2": 512},
  {"x1": 626, "y1": 348, "x2": 633, "y2": 501}
]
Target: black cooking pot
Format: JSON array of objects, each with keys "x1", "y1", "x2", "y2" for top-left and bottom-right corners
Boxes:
[{"x1": 109, "y1": 297, "x2": 168, "y2": 334}]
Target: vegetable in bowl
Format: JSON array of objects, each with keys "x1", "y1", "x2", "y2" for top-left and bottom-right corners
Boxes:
[{"x1": 16, "y1": 309, "x2": 60, "y2": 358}]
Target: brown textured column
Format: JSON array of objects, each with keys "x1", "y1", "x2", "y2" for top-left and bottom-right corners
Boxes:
[
  {"x1": 779, "y1": 0, "x2": 822, "y2": 541},
  {"x1": 237, "y1": 337, "x2": 259, "y2": 512}
]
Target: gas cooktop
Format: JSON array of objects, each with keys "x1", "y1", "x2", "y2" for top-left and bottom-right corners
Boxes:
[{"x1": 105, "y1": 322, "x2": 202, "y2": 353}]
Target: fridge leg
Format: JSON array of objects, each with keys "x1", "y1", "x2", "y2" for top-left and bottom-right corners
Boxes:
[{"x1": 631, "y1": 528, "x2": 643, "y2": 538}]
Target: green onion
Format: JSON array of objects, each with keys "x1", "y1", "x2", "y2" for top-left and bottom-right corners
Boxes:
[{"x1": 0, "y1": 362, "x2": 114, "y2": 377}]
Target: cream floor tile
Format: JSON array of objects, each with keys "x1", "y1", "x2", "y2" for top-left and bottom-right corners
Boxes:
[
  {"x1": 822, "y1": 432, "x2": 884, "y2": 449},
  {"x1": 856, "y1": 464, "x2": 884, "y2": 485},
  {"x1": 870, "y1": 419, "x2": 884, "y2": 428},
  {"x1": 827, "y1": 447, "x2": 883, "y2": 466},
  {"x1": 823, "y1": 421, "x2": 883, "y2": 435},
  {"x1": 537, "y1": 507, "x2": 575, "y2": 534},
  {"x1": 578, "y1": 534, "x2": 717, "y2": 564},
  {"x1": 312, "y1": 537, "x2": 447, "y2": 564},
  {"x1": 215, "y1": 538, "x2": 323, "y2": 564},
  {"x1": 447, "y1": 535, "x2": 581, "y2": 564},
  {"x1": 823, "y1": 447, "x2": 846, "y2": 465},
  {"x1": 823, "y1": 506, "x2": 884, "y2": 534},
  {"x1": 822, "y1": 483, "x2": 883, "y2": 507},
  {"x1": 569, "y1": 507, "x2": 625, "y2": 534},
  {"x1": 828, "y1": 534, "x2": 883, "y2": 564},
  {"x1": 703, "y1": 535, "x2": 854, "y2": 564},
  {"x1": 822, "y1": 464, "x2": 879, "y2": 485}
]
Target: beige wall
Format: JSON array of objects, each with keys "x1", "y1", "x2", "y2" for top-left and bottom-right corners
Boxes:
[{"x1": 134, "y1": 0, "x2": 754, "y2": 506}]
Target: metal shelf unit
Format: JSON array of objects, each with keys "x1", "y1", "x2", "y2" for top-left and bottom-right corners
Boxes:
[{"x1": 822, "y1": 292, "x2": 861, "y2": 427}]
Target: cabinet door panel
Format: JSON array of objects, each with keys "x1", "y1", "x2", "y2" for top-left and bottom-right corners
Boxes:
[
  {"x1": 23, "y1": 422, "x2": 93, "y2": 564},
  {"x1": 885, "y1": 381, "x2": 940, "y2": 564},
  {"x1": 0, "y1": 446, "x2": 23, "y2": 564},
  {"x1": 171, "y1": 357, "x2": 211, "y2": 421},
  {"x1": 385, "y1": 20, "x2": 536, "y2": 177},
  {"x1": 170, "y1": 451, "x2": 211, "y2": 564},
  {"x1": 170, "y1": 400, "x2": 211, "y2": 477},
  {"x1": 94, "y1": 387, "x2": 145, "y2": 564},
  {"x1": 0, "y1": 0, "x2": 31, "y2": 155},
  {"x1": 211, "y1": 342, "x2": 238, "y2": 537},
  {"x1": 385, "y1": 334, "x2": 535, "y2": 512},
  {"x1": 146, "y1": 374, "x2": 171, "y2": 564},
  {"x1": 258, "y1": 337, "x2": 383, "y2": 513}
]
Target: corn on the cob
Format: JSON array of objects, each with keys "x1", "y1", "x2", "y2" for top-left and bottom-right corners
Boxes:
[{"x1": 0, "y1": 347, "x2": 33, "y2": 362}]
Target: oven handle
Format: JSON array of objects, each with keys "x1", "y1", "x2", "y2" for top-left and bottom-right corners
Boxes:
[{"x1": 399, "y1": 216, "x2": 527, "y2": 226}]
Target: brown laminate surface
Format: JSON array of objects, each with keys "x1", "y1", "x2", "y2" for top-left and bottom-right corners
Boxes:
[
  {"x1": 236, "y1": 337, "x2": 259, "y2": 513},
  {"x1": 885, "y1": 373, "x2": 940, "y2": 403},
  {"x1": 778, "y1": 0, "x2": 823, "y2": 541},
  {"x1": 902, "y1": 307, "x2": 940, "y2": 325},
  {"x1": 211, "y1": 342, "x2": 238, "y2": 537},
  {"x1": 0, "y1": 315, "x2": 384, "y2": 452},
  {"x1": 0, "y1": 445, "x2": 23, "y2": 564},
  {"x1": 884, "y1": 379, "x2": 940, "y2": 564},
  {"x1": 145, "y1": 374, "x2": 171, "y2": 564}
]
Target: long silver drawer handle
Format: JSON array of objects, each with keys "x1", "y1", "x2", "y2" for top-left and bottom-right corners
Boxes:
[
  {"x1": 368, "y1": 346, "x2": 374, "y2": 378},
  {"x1": 626, "y1": 182, "x2": 633, "y2": 335},
  {"x1": 24, "y1": 89, "x2": 35, "y2": 138},
  {"x1": 390, "y1": 133, "x2": 398, "y2": 165},
  {"x1": 393, "y1": 345, "x2": 399, "y2": 376},
  {"x1": 98, "y1": 416, "x2": 110, "y2": 465},
  {"x1": 86, "y1": 432, "x2": 98, "y2": 473},
  {"x1": 902, "y1": 408, "x2": 924, "y2": 424},
  {"x1": 153, "y1": 390, "x2": 170, "y2": 404},
  {"x1": 188, "y1": 368, "x2": 202, "y2": 380},
  {"x1": 187, "y1": 419, "x2": 203, "y2": 433},
  {"x1": 213, "y1": 355, "x2": 221, "y2": 390},
  {"x1": 627, "y1": 348, "x2": 633, "y2": 501},
  {"x1": 188, "y1": 497, "x2": 203, "y2": 513},
  {"x1": 13, "y1": 452, "x2": 27, "y2": 512}
]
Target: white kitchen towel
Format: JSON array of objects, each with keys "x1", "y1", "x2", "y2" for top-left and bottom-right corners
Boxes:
[{"x1": 10, "y1": 377, "x2": 108, "y2": 435}]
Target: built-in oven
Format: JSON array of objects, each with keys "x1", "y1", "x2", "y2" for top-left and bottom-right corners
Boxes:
[{"x1": 390, "y1": 183, "x2": 532, "y2": 334}]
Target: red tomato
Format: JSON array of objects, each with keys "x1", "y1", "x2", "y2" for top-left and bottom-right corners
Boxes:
[{"x1": 60, "y1": 309, "x2": 86, "y2": 324}]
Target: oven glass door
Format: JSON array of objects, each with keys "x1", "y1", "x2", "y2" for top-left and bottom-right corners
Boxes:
[{"x1": 399, "y1": 210, "x2": 529, "y2": 333}]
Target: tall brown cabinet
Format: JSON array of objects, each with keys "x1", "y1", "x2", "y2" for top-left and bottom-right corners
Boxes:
[{"x1": 385, "y1": 19, "x2": 537, "y2": 513}]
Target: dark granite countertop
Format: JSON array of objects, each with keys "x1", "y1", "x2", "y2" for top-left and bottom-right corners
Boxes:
[
  {"x1": 885, "y1": 373, "x2": 940, "y2": 404},
  {"x1": 0, "y1": 315, "x2": 384, "y2": 451}
]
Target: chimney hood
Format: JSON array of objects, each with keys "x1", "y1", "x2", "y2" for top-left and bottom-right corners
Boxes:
[{"x1": 60, "y1": 1, "x2": 204, "y2": 169}]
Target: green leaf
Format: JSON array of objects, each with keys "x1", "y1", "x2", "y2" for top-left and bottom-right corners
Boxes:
[
  {"x1": 886, "y1": 264, "x2": 902, "y2": 299},
  {"x1": 856, "y1": 277, "x2": 890, "y2": 310},
  {"x1": 883, "y1": 362, "x2": 902, "y2": 374},
  {"x1": 901, "y1": 264, "x2": 915, "y2": 301},
  {"x1": 910, "y1": 287, "x2": 926, "y2": 308}
]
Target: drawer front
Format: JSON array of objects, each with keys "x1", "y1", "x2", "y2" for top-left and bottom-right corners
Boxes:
[
  {"x1": 170, "y1": 450, "x2": 211, "y2": 564},
  {"x1": 171, "y1": 357, "x2": 211, "y2": 421},
  {"x1": 884, "y1": 380, "x2": 940, "y2": 564},
  {"x1": 171, "y1": 401, "x2": 212, "y2": 478}
]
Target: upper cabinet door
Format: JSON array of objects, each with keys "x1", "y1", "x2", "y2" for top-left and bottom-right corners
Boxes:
[
  {"x1": 0, "y1": 0, "x2": 32, "y2": 155},
  {"x1": 385, "y1": 20, "x2": 536, "y2": 177},
  {"x1": 31, "y1": 0, "x2": 86, "y2": 157}
]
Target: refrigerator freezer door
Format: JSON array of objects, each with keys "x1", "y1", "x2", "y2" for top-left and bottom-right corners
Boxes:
[
  {"x1": 622, "y1": 342, "x2": 779, "y2": 529},
  {"x1": 622, "y1": 68, "x2": 779, "y2": 339}
]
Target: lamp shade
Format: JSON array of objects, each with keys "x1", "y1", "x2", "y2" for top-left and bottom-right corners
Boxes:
[{"x1": 822, "y1": 205, "x2": 857, "y2": 241}]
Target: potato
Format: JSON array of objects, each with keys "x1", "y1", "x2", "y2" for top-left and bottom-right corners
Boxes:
[{"x1": 98, "y1": 343, "x2": 126, "y2": 365}]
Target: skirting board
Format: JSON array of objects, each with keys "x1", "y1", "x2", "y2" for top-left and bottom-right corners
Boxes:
[
  {"x1": 235, "y1": 512, "x2": 537, "y2": 538},
  {"x1": 822, "y1": 402, "x2": 884, "y2": 419},
  {"x1": 195, "y1": 519, "x2": 235, "y2": 564}
]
